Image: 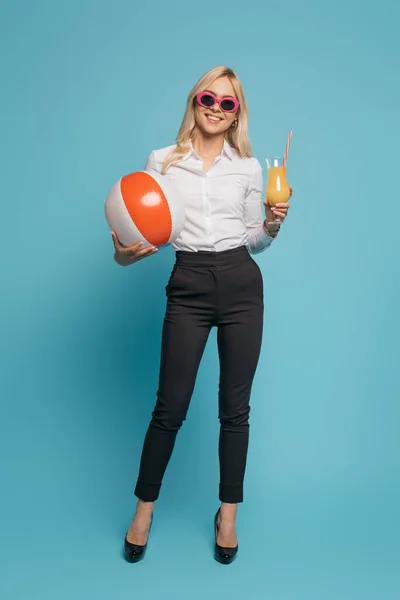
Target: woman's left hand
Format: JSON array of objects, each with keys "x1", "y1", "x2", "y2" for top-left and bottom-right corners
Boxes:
[{"x1": 264, "y1": 186, "x2": 292, "y2": 224}]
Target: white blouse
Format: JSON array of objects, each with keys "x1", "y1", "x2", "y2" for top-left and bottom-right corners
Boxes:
[{"x1": 144, "y1": 139, "x2": 275, "y2": 254}]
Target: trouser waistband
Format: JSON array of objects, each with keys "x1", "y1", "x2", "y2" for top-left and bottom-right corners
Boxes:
[{"x1": 175, "y1": 245, "x2": 250, "y2": 267}]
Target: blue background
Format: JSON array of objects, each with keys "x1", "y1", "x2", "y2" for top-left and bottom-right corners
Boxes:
[{"x1": 1, "y1": 0, "x2": 399, "y2": 598}]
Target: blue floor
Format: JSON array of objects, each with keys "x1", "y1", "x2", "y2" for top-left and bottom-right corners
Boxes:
[
  {"x1": 2, "y1": 402, "x2": 398, "y2": 600},
  {"x1": 2, "y1": 484, "x2": 398, "y2": 600}
]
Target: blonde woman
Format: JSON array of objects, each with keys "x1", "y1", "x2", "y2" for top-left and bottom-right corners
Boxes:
[{"x1": 112, "y1": 66, "x2": 292, "y2": 564}]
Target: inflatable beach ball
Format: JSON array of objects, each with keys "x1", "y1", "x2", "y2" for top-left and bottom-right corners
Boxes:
[{"x1": 105, "y1": 171, "x2": 185, "y2": 249}]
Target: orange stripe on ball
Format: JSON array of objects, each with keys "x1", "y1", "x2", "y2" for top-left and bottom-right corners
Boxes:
[{"x1": 120, "y1": 172, "x2": 172, "y2": 246}]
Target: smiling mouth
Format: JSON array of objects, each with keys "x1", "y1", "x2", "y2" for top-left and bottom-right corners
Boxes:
[{"x1": 205, "y1": 114, "x2": 222, "y2": 124}]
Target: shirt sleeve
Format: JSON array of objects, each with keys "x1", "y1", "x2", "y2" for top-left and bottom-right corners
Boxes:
[
  {"x1": 144, "y1": 150, "x2": 160, "y2": 174},
  {"x1": 244, "y1": 158, "x2": 275, "y2": 255},
  {"x1": 144, "y1": 150, "x2": 174, "y2": 254}
]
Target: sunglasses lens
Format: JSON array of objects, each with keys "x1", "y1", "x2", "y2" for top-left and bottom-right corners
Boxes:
[
  {"x1": 221, "y1": 99, "x2": 236, "y2": 112},
  {"x1": 199, "y1": 94, "x2": 215, "y2": 107}
]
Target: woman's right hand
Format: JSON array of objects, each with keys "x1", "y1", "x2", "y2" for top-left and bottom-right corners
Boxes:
[{"x1": 111, "y1": 230, "x2": 158, "y2": 266}]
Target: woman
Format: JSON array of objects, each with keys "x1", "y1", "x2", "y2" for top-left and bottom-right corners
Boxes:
[{"x1": 112, "y1": 66, "x2": 291, "y2": 564}]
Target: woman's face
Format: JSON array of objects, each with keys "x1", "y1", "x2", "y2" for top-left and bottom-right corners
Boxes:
[{"x1": 194, "y1": 76, "x2": 239, "y2": 136}]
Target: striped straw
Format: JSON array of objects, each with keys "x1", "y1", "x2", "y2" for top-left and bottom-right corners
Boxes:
[{"x1": 283, "y1": 130, "x2": 292, "y2": 166}]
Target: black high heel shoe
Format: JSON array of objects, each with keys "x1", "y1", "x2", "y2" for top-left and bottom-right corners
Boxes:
[
  {"x1": 214, "y1": 507, "x2": 238, "y2": 564},
  {"x1": 124, "y1": 513, "x2": 153, "y2": 563}
]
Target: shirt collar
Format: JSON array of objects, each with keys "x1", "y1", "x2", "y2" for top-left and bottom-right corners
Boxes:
[
  {"x1": 222, "y1": 139, "x2": 234, "y2": 160},
  {"x1": 182, "y1": 139, "x2": 234, "y2": 162}
]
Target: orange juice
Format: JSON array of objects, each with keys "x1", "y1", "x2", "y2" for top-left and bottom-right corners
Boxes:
[{"x1": 266, "y1": 165, "x2": 290, "y2": 206}]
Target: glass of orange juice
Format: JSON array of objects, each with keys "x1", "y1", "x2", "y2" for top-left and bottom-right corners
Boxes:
[{"x1": 265, "y1": 157, "x2": 290, "y2": 224}]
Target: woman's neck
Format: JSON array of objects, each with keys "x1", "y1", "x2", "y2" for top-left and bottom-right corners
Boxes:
[{"x1": 192, "y1": 132, "x2": 225, "y2": 159}]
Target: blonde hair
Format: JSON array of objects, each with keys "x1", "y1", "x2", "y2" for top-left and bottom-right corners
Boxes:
[{"x1": 161, "y1": 66, "x2": 252, "y2": 174}]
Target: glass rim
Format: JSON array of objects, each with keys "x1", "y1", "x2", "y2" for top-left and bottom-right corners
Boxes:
[{"x1": 266, "y1": 156, "x2": 286, "y2": 168}]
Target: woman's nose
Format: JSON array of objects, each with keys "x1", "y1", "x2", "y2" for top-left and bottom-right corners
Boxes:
[{"x1": 211, "y1": 104, "x2": 222, "y2": 114}]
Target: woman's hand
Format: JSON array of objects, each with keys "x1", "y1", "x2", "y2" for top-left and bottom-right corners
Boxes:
[
  {"x1": 264, "y1": 185, "x2": 293, "y2": 235},
  {"x1": 264, "y1": 186, "x2": 292, "y2": 225},
  {"x1": 111, "y1": 230, "x2": 158, "y2": 266}
]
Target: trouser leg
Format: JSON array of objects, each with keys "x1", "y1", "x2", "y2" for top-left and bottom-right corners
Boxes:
[
  {"x1": 217, "y1": 259, "x2": 264, "y2": 503},
  {"x1": 134, "y1": 265, "x2": 214, "y2": 501}
]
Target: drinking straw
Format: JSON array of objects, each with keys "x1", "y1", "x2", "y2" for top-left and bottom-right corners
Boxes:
[{"x1": 283, "y1": 130, "x2": 292, "y2": 166}]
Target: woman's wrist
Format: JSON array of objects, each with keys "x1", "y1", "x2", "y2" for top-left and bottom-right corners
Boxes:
[
  {"x1": 114, "y1": 251, "x2": 134, "y2": 266},
  {"x1": 263, "y1": 219, "x2": 280, "y2": 238}
]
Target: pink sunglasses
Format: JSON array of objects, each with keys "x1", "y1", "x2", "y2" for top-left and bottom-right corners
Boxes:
[{"x1": 196, "y1": 91, "x2": 240, "y2": 113}]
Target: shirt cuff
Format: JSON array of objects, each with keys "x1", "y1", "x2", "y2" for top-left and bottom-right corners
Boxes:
[
  {"x1": 250, "y1": 226, "x2": 275, "y2": 253},
  {"x1": 261, "y1": 225, "x2": 276, "y2": 244}
]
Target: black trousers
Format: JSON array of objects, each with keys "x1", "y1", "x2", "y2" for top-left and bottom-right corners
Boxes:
[{"x1": 134, "y1": 245, "x2": 264, "y2": 503}]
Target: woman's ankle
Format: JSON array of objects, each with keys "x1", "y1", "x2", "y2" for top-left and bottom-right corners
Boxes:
[
  {"x1": 220, "y1": 502, "x2": 237, "y2": 522},
  {"x1": 136, "y1": 499, "x2": 154, "y2": 514}
]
